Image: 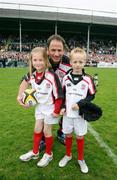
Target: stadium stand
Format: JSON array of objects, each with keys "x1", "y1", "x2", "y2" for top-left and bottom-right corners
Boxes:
[{"x1": 0, "y1": 2, "x2": 117, "y2": 67}]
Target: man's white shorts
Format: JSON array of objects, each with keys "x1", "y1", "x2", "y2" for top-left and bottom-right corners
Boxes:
[{"x1": 62, "y1": 115, "x2": 87, "y2": 136}]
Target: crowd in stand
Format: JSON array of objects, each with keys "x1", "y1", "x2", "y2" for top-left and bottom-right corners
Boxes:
[{"x1": 0, "y1": 34, "x2": 117, "y2": 67}]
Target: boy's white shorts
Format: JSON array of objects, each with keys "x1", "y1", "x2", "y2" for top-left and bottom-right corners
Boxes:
[{"x1": 62, "y1": 115, "x2": 87, "y2": 136}]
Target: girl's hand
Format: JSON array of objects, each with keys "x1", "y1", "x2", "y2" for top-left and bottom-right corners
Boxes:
[
  {"x1": 52, "y1": 112, "x2": 60, "y2": 118},
  {"x1": 17, "y1": 96, "x2": 29, "y2": 108},
  {"x1": 60, "y1": 108, "x2": 66, "y2": 115},
  {"x1": 72, "y1": 104, "x2": 79, "y2": 110}
]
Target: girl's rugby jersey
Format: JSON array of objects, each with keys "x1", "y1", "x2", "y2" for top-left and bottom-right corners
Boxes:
[{"x1": 24, "y1": 69, "x2": 63, "y2": 106}]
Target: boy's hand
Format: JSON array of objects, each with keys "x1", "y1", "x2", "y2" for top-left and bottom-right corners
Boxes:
[
  {"x1": 72, "y1": 104, "x2": 79, "y2": 110},
  {"x1": 60, "y1": 108, "x2": 66, "y2": 115}
]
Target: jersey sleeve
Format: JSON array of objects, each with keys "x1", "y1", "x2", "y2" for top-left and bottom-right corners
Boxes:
[
  {"x1": 52, "y1": 72, "x2": 64, "y2": 100},
  {"x1": 54, "y1": 98, "x2": 63, "y2": 114},
  {"x1": 88, "y1": 76, "x2": 96, "y2": 95},
  {"x1": 77, "y1": 75, "x2": 96, "y2": 107},
  {"x1": 60, "y1": 76, "x2": 66, "y2": 109},
  {"x1": 21, "y1": 72, "x2": 30, "y2": 83},
  {"x1": 51, "y1": 72, "x2": 64, "y2": 114}
]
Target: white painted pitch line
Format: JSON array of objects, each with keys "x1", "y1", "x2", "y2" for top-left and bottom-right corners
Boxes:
[{"x1": 88, "y1": 123, "x2": 117, "y2": 165}]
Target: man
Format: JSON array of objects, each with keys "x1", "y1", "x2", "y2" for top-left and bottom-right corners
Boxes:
[
  {"x1": 47, "y1": 35, "x2": 70, "y2": 82},
  {"x1": 46, "y1": 34, "x2": 71, "y2": 145},
  {"x1": 39, "y1": 34, "x2": 71, "y2": 149}
]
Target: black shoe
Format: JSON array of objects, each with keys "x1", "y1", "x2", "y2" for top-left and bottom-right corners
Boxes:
[{"x1": 39, "y1": 140, "x2": 46, "y2": 152}]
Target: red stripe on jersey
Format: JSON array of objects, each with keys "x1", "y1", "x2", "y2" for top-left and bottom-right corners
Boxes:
[
  {"x1": 65, "y1": 77, "x2": 69, "y2": 82},
  {"x1": 87, "y1": 76, "x2": 95, "y2": 94},
  {"x1": 62, "y1": 85, "x2": 65, "y2": 91},
  {"x1": 84, "y1": 76, "x2": 95, "y2": 95},
  {"x1": 58, "y1": 67, "x2": 66, "y2": 74},
  {"x1": 82, "y1": 79, "x2": 89, "y2": 85},
  {"x1": 45, "y1": 77, "x2": 53, "y2": 85}
]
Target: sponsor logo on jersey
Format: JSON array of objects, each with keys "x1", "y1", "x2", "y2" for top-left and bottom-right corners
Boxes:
[
  {"x1": 73, "y1": 88, "x2": 77, "y2": 91},
  {"x1": 67, "y1": 83, "x2": 71, "y2": 87}
]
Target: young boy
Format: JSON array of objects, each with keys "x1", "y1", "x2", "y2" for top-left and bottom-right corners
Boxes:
[{"x1": 59, "y1": 47, "x2": 96, "y2": 173}]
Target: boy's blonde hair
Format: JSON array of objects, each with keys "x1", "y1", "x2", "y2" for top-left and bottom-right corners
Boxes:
[
  {"x1": 70, "y1": 47, "x2": 87, "y2": 61},
  {"x1": 29, "y1": 47, "x2": 51, "y2": 75}
]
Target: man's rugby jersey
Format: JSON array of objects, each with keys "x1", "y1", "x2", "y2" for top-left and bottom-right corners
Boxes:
[
  {"x1": 62, "y1": 70, "x2": 95, "y2": 118},
  {"x1": 24, "y1": 69, "x2": 63, "y2": 115},
  {"x1": 49, "y1": 55, "x2": 71, "y2": 83}
]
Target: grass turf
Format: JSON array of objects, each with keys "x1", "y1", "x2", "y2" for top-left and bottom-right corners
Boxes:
[{"x1": 0, "y1": 67, "x2": 117, "y2": 180}]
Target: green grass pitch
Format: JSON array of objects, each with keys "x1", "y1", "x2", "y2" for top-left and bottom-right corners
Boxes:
[{"x1": 0, "y1": 67, "x2": 117, "y2": 180}]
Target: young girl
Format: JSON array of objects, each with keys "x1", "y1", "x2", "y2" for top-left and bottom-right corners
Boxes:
[
  {"x1": 17, "y1": 47, "x2": 63, "y2": 167},
  {"x1": 59, "y1": 47, "x2": 96, "y2": 173}
]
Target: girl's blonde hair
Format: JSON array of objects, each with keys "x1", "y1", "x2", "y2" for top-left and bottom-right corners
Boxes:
[
  {"x1": 29, "y1": 47, "x2": 51, "y2": 75},
  {"x1": 70, "y1": 47, "x2": 87, "y2": 61}
]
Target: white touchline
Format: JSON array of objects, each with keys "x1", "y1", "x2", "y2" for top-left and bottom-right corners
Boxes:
[{"x1": 88, "y1": 123, "x2": 117, "y2": 165}]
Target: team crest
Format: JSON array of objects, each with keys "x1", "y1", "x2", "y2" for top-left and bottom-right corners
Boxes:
[
  {"x1": 81, "y1": 84, "x2": 86, "y2": 90},
  {"x1": 46, "y1": 83, "x2": 51, "y2": 88}
]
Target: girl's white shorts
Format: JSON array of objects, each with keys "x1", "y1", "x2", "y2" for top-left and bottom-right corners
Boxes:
[{"x1": 35, "y1": 109, "x2": 59, "y2": 125}]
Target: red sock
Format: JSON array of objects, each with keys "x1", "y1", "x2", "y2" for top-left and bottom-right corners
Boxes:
[
  {"x1": 45, "y1": 136, "x2": 54, "y2": 155},
  {"x1": 76, "y1": 138, "x2": 84, "y2": 160},
  {"x1": 33, "y1": 132, "x2": 43, "y2": 154},
  {"x1": 66, "y1": 136, "x2": 72, "y2": 156}
]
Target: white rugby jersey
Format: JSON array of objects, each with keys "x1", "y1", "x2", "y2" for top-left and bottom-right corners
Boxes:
[
  {"x1": 62, "y1": 70, "x2": 95, "y2": 118},
  {"x1": 49, "y1": 55, "x2": 71, "y2": 83},
  {"x1": 55, "y1": 62, "x2": 71, "y2": 83}
]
